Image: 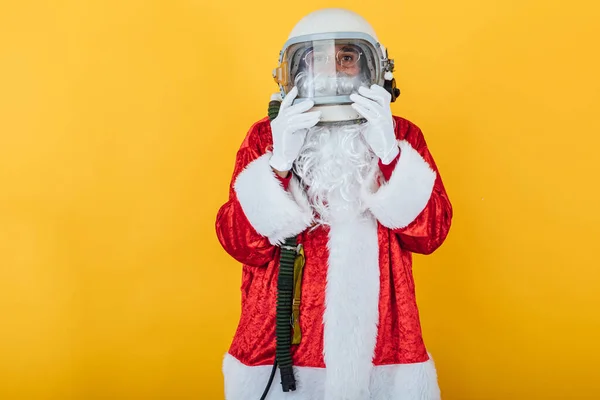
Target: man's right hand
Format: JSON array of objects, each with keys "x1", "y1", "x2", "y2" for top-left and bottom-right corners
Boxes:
[{"x1": 269, "y1": 86, "x2": 321, "y2": 173}]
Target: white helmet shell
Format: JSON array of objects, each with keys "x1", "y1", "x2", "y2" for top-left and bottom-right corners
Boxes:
[{"x1": 288, "y1": 8, "x2": 380, "y2": 42}]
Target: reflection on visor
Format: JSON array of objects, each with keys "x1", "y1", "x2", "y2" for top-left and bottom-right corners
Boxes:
[
  {"x1": 295, "y1": 44, "x2": 370, "y2": 99},
  {"x1": 294, "y1": 71, "x2": 368, "y2": 98},
  {"x1": 303, "y1": 45, "x2": 363, "y2": 69},
  {"x1": 277, "y1": 38, "x2": 381, "y2": 104}
]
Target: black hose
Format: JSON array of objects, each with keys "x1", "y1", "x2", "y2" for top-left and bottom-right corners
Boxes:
[
  {"x1": 275, "y1": 237, "x2": 297, "y2": 392},
  {"x1": 259, "y1": 361, "x2": 278, "y2": 400},
  {"x1": 268, "y1": 99, "x2": 281, "y2": 121},
  {"x1": 258, "y1": 101, "x2": 296, "y2": 399}
]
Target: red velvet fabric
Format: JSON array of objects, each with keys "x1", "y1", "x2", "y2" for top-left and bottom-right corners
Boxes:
[
  {"x1": 275, "y1": 171, "x2": 292, "y2": 190},
  {"x1": 378, "y1": 150, "x2": 401, "y2": 181}
]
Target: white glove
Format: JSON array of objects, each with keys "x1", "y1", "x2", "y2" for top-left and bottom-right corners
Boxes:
[
  {"x1": 269, "y1": 86, "x2": 322, "y2": 172},
  {"x1": 350, "y1": 85, "x2": 400, "y2": 164}
]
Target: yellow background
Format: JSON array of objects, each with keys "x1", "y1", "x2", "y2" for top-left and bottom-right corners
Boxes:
[{"x1": 1, "y1": 0, "x2": 599, "y2": 399}]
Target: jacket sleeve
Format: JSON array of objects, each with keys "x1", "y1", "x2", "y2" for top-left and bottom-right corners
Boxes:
[
  {"x1": 215, "y1": 121, "x2": 314, "y2": 266},
  {"x1": 362, "y1": 119, "x2": 453, "y2": 255}
]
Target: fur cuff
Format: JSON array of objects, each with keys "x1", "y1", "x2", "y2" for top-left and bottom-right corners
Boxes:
[
  {"x1": 362, "y1": 140, "x2": 437, "y2": 229},
  {"x1": 234, "y1": 153, "x2": 314, "y2": 245}
]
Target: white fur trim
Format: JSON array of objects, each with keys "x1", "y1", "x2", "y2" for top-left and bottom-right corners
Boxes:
[
  {"x1": 323, "y1": 214, "x2": 380, "y2": 399},
  {"x1": 369, "y1": 357, "x2": 441, "y2": 400},
  {"x1": 362, "y1": 140, "x2": 437, "y2": 229},
  {"x1": 234, "y1": 153, "x2": 314, "y2": 245},
  {"x1": 384, "y1": 71, "x2": 394, "y2": 80},
  {"x1": 223, "y1": 353, "x2": 440, "y2": 400}
]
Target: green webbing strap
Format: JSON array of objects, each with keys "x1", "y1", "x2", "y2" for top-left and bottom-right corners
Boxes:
[
  {"x1": 291, "y1": 245, "x2": 305, "y2": 345},
  {"x1": 276, "y1": 236, "x2": 297, "y2": 392}
]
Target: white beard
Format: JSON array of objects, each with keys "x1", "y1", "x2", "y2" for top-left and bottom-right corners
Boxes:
[{"x1": 293, "y1": 123, "x2": 376, "y2": 226}]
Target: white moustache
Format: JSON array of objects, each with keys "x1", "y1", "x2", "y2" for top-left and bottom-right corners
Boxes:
[{"x1": 295, "y1": 72, "x2": 367, "y2": 97}]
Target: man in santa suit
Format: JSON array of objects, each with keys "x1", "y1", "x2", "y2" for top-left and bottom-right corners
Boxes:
[{"x1": 216, "y1": 7, "x2": 453, "y2": 400}]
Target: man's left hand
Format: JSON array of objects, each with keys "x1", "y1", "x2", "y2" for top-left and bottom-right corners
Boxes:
[{"x1": 350, "y1": 85, "x2": 399, "y2": 164}]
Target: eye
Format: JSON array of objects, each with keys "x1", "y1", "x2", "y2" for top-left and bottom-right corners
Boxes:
[{"x1": 336, "y1": 49, "x2": 361, "y2": 67}]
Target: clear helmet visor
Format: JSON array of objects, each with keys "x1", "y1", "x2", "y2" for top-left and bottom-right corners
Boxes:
[{"x1": 276, "y1": 38, "x2": 382, "y2": 105}]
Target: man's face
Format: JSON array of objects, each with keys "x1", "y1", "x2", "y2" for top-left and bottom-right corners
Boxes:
[{"x1": 305, "y1": 44, "x2": 362, "y2": 77}]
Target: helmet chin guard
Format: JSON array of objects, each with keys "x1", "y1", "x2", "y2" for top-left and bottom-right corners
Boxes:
[{"x1": 305, "y1": 102, "x2": 363, "y2": 124}]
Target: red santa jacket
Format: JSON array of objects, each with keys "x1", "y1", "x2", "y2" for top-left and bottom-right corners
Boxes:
[{"x1": 216, "y1": 116, "x2": 452, "y2": 400}]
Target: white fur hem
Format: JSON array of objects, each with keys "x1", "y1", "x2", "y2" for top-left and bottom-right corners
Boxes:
[
  {"x1": 222, "y1": 353, "x2": 441, "y2": 400},
  {"x1": 362, "y1": 140, "x2": 437, "y2": 229},
  {"x1": 324, "y1": 215, "x2": 380, "y2": 399},
  {"x1": 234, "y1": 153, "x2": 314, "y2": 245}
]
